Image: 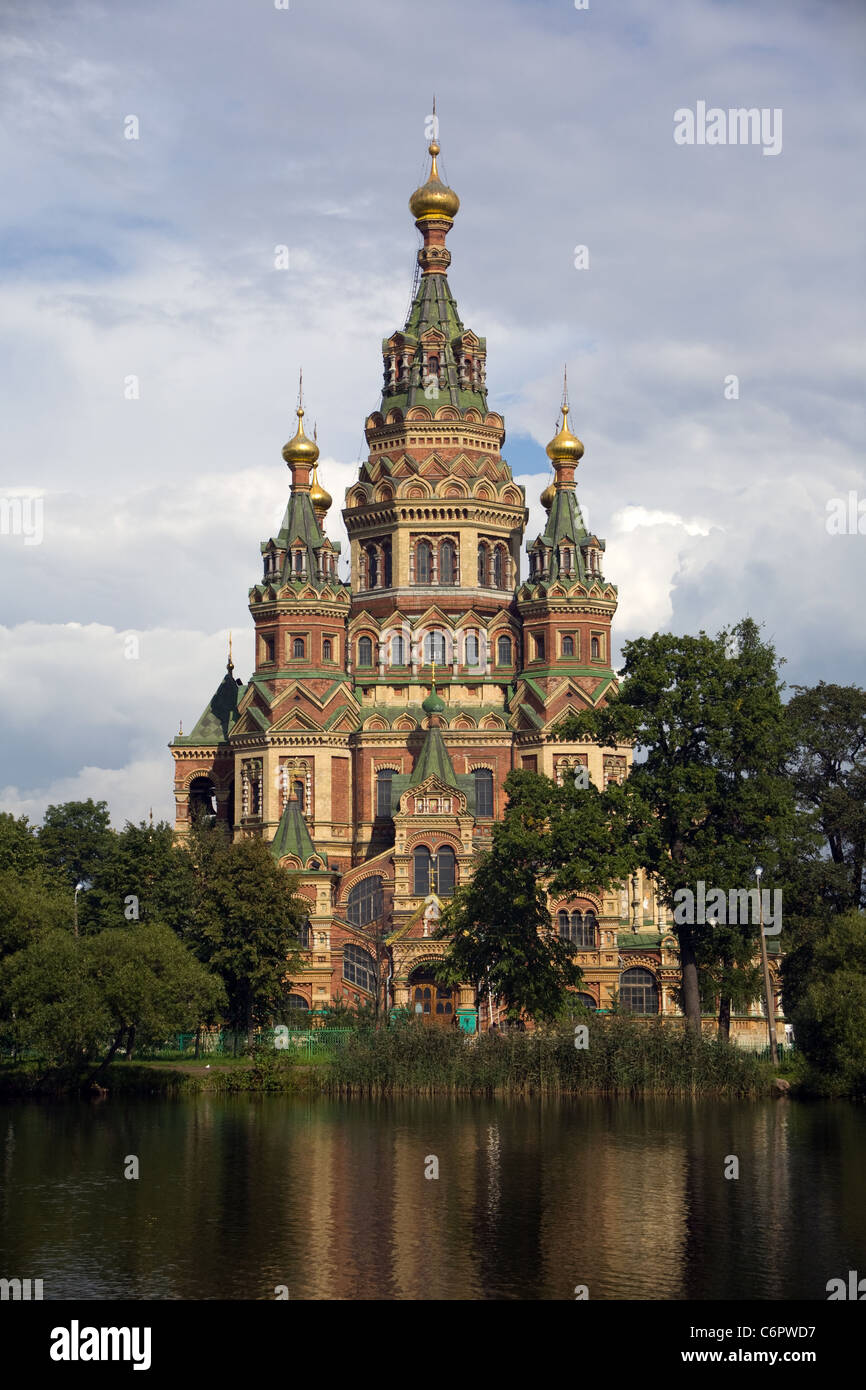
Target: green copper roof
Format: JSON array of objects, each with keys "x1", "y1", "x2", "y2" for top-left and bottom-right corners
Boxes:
[
  {"x1": 526, "y1": 486, "x2": 606, "y2": 586},
  {"x1": 408, "y1": 721, "x2": 460, "y2": 790},
  {"x1": 270, "y1": 795, "x2": 327, "y2": 868},
  {"x1": 175, "y1": 669, "x2": 243, "y2": 746},
  {"x1": 379, "y1": 272, "x2": 488, "y2": 417}
]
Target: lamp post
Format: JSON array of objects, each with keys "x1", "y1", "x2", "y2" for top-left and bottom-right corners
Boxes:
[{"x1": 755, "y1": 867, "x2": 778, "y2": 1065}]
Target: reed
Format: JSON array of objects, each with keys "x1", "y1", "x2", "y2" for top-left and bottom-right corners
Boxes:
[{"x1": 326, "y1": 1015, "x2": 771, "y2": 1098}]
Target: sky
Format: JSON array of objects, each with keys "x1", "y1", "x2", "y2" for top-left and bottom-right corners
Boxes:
[{"x1": 1, "y1": 0, "x2": 864, "y2": 828}]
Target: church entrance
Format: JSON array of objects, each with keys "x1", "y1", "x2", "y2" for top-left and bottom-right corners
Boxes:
[{"x1": 409, "y1": 967, "x2": 456, "y2": 1026}]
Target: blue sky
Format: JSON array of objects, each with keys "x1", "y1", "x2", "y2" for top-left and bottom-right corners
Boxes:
[{"x1": 0, "y1": 0, "x2": 864, "y2": 825}]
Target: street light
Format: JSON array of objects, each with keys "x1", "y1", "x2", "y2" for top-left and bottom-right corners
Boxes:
[
  {"x1": 74, "y1": 881, "x2": 85, "y2": 938},
  {"x1": 755, "y1": 867, "x2": 778, "y2": 1065}
]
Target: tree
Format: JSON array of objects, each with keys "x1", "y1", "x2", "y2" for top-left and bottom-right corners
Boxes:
[
  {"x1": 81, "y1": 819, "x2": 196, "y2": 935},
  {"x1": 188, "y1": 836, "x2": 307, "y2": 1043},
  {"x1": 0, "y1": 924, "x2": 224, "y2": 1080},
  {"x1": 560, "y1": 618, "x2": 794, "y2": 1035},
  {"x1": 436, "y1": 769, "x2": 638, "y2": 1023},
  {"x1": 786, "y1": 911, "x2": 866, "y2": 1094},
  {"x1": 38, "y1": 799, "x2": 113, "y2": 890},
  {"x1": 784, "y1": 682, "x2": 866, "y2": 915}
]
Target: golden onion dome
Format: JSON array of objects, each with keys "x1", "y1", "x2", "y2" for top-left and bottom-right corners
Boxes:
[
  {"x1": 309, "y1": 464, "x2": 332, "y2": 512},
  {"x1": 546, "y1": 402, "x2": 584, "y2": 465},
  {"x1": 540, "y1": 479, "x2": 556, "y2": 510},
  {"x1": 409, "y1": 141, "x2": 460, "y2": 222},
  {"x1": 282, "y1": 406, "x2": 319, "y2": 469}
]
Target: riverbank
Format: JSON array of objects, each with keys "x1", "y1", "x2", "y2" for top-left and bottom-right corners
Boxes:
[{"x1": 0, "y1": 1017, "x2": 801, "y2": 1099}]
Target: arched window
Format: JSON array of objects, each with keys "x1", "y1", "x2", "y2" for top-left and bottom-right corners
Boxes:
[
  {"x1": 560, "y1": 547, "x2": 572, "y2": 575},
  {"x1": 428, "y1": 354, "x2": 440, "y2": 377},
  {"x1": 358, "y1": 635, "x2": 373, "y2": 666},
  {"x1": 383, "y1": 541, "x2": 392, "y2": 587},
  {"x1": 292, "y1": 637, "x2": 305, "y2": 659},
  {"x1": 591, "y1": 636, "x2": 601, "y2": 660},
  {"x1": 573, "y1": 910, "x2": 596, "y2": 948},
  {"x1": 376, "y1": 769, "x2": 393, "y2": 819},
  {"x1": 424, "y1": 630, "x2": 446, "y2": 665},
  {"x1": 496, "y1": 635, "x2": 512, "y2": 666},
  {"x1": 465, "y1": 631, "x2": 479, "y2": 666},
  {"x1": 562, "y1": 635, "x2": 574, "y2": 657},
  {"x1": 474, "y1": 767, "x2": 494, "y2": 818},
  {"x1": 189, "y1": 776, "x2": 217, "y2": 824},
  {"x1": 343, "y1": 942, "x2": 377, "y2": 994},
  {"x1": 287, "y1": 993, "x2": 310, "y2": 1010},
  {"x1": 293, "y1": 779, "x2": 305, "y2": 811},
  {"x1": 294, "y1": 549, "x2": 304, "y2": 575},
  {"x1": 323, "y1": 638, "x2": 332, "y2": 661},
  {"x1": 477, "y1": 541, "x2": 489, "y2": 585},
  {"x1": 391, "y1": 634, "x2": 406, "y2": 666},
  {"x1": 347, "y1": 876, "x2": 384, "y2": 927},
  {"x1": 493, "y1": 548, "x2": 504, "y2": 588},
  {"x1": 619, "y1": 967, "x2": 659, "y2": 1015},
  {"x1": 366, "y1": 545, "x2": 380, "y2": 588},
  {"x1": 574, "y1": 993, "x2": 596, "y2": 1012},
  {"x1": 435, "y1": 845, "x2": 456, "y2": 897},
  {"x1": 440, "y1": 539, "x2": 457, "y2": 585},
  {"x1": 413, "y1": 845, "x2": 431, "y2": 896},
  {"x1": 416, "y1": 540, "x2": 432, "y2": 584}
]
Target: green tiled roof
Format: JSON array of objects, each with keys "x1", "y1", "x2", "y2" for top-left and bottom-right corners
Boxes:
[
  {"x1": 270, "y1": 795, "x2": 327, "y2": 868},
  {"x1": 379, "y1": 272, "x2": 488, "y2": 417},
  {"x1": 618, "y1": 932, "x2": 663, "y2": 950},
  {"x1": 408, "y1": 723, "x2": 460, "y2": 790},
  {"x1": 174, "y1": 670, "x2": 243, "y2": 746}
]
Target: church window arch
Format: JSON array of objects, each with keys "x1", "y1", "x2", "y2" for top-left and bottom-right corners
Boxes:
[
  {"x1": 343, "y1": 941, "x2": 377, "y2": 994},
  {"x1": 416, "y1": 539, "x2": 433, "y2": 584},
  {"x1": 465, "y1": 631, "x2": 480, "y2": 666},
  {"x1": 424, "y1": 630, "x2": 447, "y2": 665},
  {"x1": 440, "y1": 538, "x2": 457, "y2": 585},
  {"x1": 347, "y1": 876, "x2": 384, "y2": 927},
  {"x1": 292, "y1": 637, "x2": 305, "y2": 659},
  {"x1": 473, "y1": 767, "x2": 494, "y2": 818},
  {"x1": 477, "y1": 541, "x2": 489, "y2": 585},
  {"x1": 357, "y1": 635, "x2": 374, "y2": 667},
  {"x1": 619, "y1": 967, "x2": 659, "y2": 1015},
  {"x1": 496, "y1": 634, "x2": 512, "y2": 667},
  {"x1": 562, "y1": 634, "x2": 575, "y2": 657},
  {"x1": 323, "y1": 638, "x2": 332, "y2": 662},
  {"x1": 391, "y1": 633, "x2": 406, "y2": 665}
]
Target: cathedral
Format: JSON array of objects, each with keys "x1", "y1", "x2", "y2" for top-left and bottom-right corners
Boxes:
[{"x1": 170, "y1": 135, "x2": 781, "y2": 1041}]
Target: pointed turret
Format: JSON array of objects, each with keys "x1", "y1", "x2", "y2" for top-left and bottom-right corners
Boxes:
[
  {"x1": 271, "y1": 783, "x2": 327, "y2": 867},
  {"x1": 409, "y1": 671, "x2": 459, "y2": 789}
]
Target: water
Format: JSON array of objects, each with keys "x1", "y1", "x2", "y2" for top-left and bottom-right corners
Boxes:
[{"x1": 1, "y1": 1096, "x2": 864, "y2": 1300}]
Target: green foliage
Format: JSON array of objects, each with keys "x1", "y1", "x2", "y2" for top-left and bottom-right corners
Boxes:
[
  {"x1": 0, "y1": 924, "x2": 224, "y2": 1073},
  {"x1": 38, "y1": 799, "x2": 112, "y2": 889},
  {"x1": 186, "y1": 833, "x2": 307, "y2": 1034},
  {"x1": 80, "y1": 819, "x2": 196, "y2": 934},
  {"x1": 560, "y1": 617, "x2": 794, "y2": 1031},
  {"x1": 786, "y1": 911, "x2": 866, "y2": 1094},
  {"x1": 328, "y1": 1016, "x2": 768, "y2": 1096},
  {"x1": 436, "y1": 768, "x2": 637, "y2": 1022}
]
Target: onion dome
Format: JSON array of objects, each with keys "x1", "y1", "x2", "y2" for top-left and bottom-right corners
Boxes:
[
  {"x1": 409, "y1": 141, "x2": 460, "y2": 222},
  {"x1": 545, "y1": 401, "x2": 584, "y2": 465},
  {"x1": 309, "y1": 463, "x2": 332, "y2": 514},
  {"x1": 540, "y1": 478, "x2": 556, "y2": 510},
  {"x1": 422, "y1": 686, "x2": 446, "y2": 715},
  {"x1": 282, "y1": 406, "x2": 319, "y2": 469}
]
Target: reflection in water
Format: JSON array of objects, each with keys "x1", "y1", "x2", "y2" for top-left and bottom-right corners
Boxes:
[{"x1": 0, "y1": 1097, "x2": 864, "y2": 1300}]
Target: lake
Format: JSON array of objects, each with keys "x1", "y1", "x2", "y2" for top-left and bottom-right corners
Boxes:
[{"x1": 1, "y1": 1096, "x2": 864, "y2": 1300}]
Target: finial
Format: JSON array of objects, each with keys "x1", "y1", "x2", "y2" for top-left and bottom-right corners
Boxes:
[
  {"x1": 298, "y1": 367, "x2": 303, "y2": 410},
  {"x1": 178, "y1": 719, "x2": 183, "y2": 736},
  {"x1": 227, "y1": 631, "x2": 234, "y2": 674},
  {"x1": 149, "y1": 807, "x2": 153, "y2": 826},
  {"x1": 431, "y1": 660, "x2": 436, "y2": 690}
]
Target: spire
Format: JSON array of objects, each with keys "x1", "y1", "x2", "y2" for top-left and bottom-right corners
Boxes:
[
  {"x1": 227, "y1": 630, "x2": 234, "y2": 675},
  {"x1": 282, "y1": 369, "x2": 319, "y2": 490},
  {"x1": 270, "y1": 777, "x2": 327, "y2": 867},
  {"x1": 545, "y1": 366, "x2": 584, "y2": 488},
  {"x1": 409, "y1": 117, "x2": 460, "y2": 276}
]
